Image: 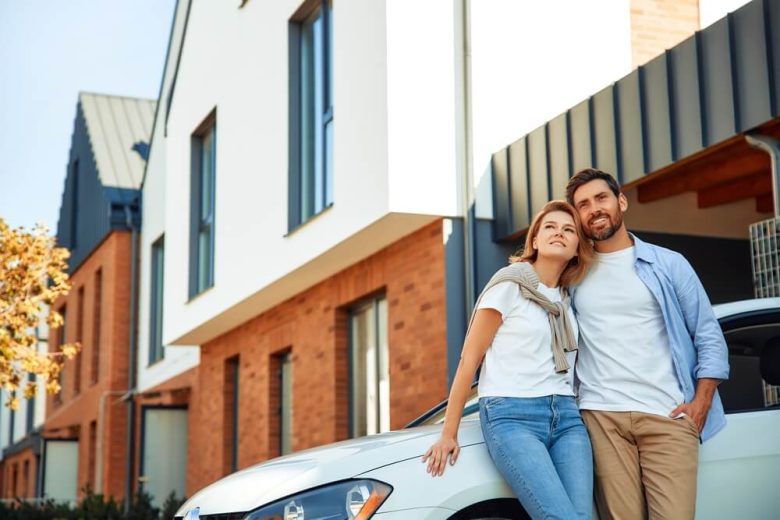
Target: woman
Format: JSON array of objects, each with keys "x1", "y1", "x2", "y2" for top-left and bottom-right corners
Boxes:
[{"x1": 422, "y1": 200, "x2": 594, "y2": 519}]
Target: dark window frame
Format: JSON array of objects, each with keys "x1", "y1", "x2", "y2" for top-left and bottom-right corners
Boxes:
[
  {"x1": 91, "y1": 268, "x2": 102, "y2": 385},
  {"x1": 189, "y1": 109, "x2": 217, "y2": 299},
  {"x1": 74, "y1": 285, "x2": 84, "y2": 395},
  {"x1": 149, "y1": 235, "x2": 165, "y2": 364},
  {"x1": 288, "y1": 0, "x2": 333, "y2": 232},
  {"x1": 223, "y1": 356, "x2": 240, "y2": 475}
]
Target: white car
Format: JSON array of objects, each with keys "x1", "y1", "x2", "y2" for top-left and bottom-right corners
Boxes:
[{"x1": 176, "y1": 298, "x2": 780, "y2": 520}]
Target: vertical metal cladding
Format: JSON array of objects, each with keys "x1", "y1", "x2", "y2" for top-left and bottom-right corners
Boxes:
[
  {"x1": 527, "y1": 127, "x2": 550, "y2": 215},
  {"x1": 592, "y1": 85, "x2": 619, "y2": 179},
  {"x1": 616, "y1": 70, "x2": 645, "y2": 185},
  {"x1": 548, "y1": 114, "x2": 571, "y2": 201},
  {"x1": 508, "y1": 137, "x2": 531, "y2": 231},
  {"x1": 569, "y1": 99, "x2": 593, "y2": 173},
  {"x1": 732, "y1": 0, "x2": 771, "y2": 131},
  {"x1": 700, "y1": 17, "x2": 736, "y2": 146},
  {"x1": 669, "y1": 34, "x2": 704, "y2": 160},
  {"x1": 489, "y1": 0, "x2": 780, "y2": 240},
  {"x1": 490, "y1": 149, "x2": 511, "y2": 240}
]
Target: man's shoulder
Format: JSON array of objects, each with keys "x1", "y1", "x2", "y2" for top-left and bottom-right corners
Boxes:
[{"x1": 635, "y1": 237, "x2": 691, "y2": 270}]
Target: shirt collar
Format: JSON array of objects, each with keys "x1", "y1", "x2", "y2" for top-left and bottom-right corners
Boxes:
[{"x1": 630, "y1": 233, "x2": 656, "y2": 264}]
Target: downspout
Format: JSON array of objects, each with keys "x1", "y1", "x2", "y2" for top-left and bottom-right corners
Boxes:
[
  {"x1": 745, "y1": 134, "x2": 780, "y2": 219},
  {"x1": 457, "y1": 0, "x2": 477, "y2": 318},
  {"x1": 123, "y1": 203, "x2": 140, "y2": 509}
]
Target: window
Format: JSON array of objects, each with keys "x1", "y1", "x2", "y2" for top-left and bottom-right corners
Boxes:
[
  {"x1": 70, "y1": 160, "x2": 79, "y2": 249},
  {"x1": 74, "y1": 286, "x2": 84, "y2": 395},
  {"x1": 91, "y1": 269, "x2": 102, "y2": 384},
  {"x1": 719, "y1": 310, "x2": 780, "y2": 413},
  {"x1": 270, "y1": 350, "x2": 293, "y2": 456},
  {"x1": 289, "y1": 0, "x2": 333, "y2": 229},
  {"x1": 149, "y1": 236, "x2": 165, "y2": 364},
  {"x1": 189, "y1": 111, "x2": 216, "y2": 298},
  {"x1": 223, "y1": 356, "x2": 239, "y2": 475},
  {"x1": 88, "y1": 420, "x2": 97, "y2": 489},
  {"x1": 54, "y1": 306, "x2": 67, "y2": 406},
  {"x1": 349, "y1": 295, "x2": 389, "y2": 437}
]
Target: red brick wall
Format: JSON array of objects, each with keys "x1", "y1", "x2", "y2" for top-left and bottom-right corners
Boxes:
[
  {"x1": 0, "y1": 448, "x2": 36, "y2": 498},
  {"x1": 186, "y1": 220, "x2": 450, "y2": 494},
  {"x1": 43, "y1": 231, "x2": 134, "y2": 500},
  {"x1": 631, "y1": 0, "x2": 699, "y2": 68}
]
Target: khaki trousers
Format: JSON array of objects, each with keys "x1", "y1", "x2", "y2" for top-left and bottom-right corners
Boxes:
[{"x1": 581, "y1": 410, "x2": 700, "y2": 520}]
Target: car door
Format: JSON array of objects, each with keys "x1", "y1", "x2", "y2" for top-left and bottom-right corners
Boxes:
[{"x1": 696, "y1": 306, "x2": 780, "y2": 519}]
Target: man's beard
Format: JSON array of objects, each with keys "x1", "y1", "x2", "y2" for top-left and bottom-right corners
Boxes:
[{"x1": 585, "y1": 211, "x2": 623, "y2": 241}]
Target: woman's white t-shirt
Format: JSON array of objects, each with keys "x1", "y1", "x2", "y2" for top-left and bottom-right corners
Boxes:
[{"x1": 477, "y1": 281, "x2": 578, "y2": 398}]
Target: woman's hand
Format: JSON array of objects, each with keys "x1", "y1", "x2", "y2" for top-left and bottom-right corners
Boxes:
[{"x1": 422, "y1": 436, "x2": 460, "y2": 476}]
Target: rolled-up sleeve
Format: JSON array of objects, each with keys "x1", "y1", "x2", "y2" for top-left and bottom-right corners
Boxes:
[{"x1": 674, "y1": 257, "x2": 730, "y2": 381}]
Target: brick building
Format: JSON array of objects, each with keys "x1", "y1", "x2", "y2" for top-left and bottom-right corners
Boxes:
[{"x1": 0, "y1": 92, "x2": 155, "y2": 504}]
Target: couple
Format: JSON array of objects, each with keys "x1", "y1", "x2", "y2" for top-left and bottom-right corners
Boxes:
[{"x1": 422, "y1": 169, "x2": 730, "y2": 519}]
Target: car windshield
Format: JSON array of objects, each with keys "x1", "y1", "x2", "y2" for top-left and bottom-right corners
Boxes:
[{"x1": 416, "y1": 387, "x2": 480, "y2": 426}]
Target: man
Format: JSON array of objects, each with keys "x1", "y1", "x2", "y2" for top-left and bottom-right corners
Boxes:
[{"x1": 565, "y1": 168, "x2": 729, "y2": 519}]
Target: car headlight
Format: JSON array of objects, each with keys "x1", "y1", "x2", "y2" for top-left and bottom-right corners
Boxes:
[{"x1": 244, "y1": 479, "x2": 392, "y2": 520}]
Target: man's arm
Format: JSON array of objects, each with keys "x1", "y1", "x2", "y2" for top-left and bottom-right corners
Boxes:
[{"x1": 669, "y1": 256, "x2": 729, "y2": 430}]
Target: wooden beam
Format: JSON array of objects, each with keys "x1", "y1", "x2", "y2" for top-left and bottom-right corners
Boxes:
[
  {"x1": 697, "y1": 172, "x2": 773, "y2": 208},
  {"x1": 756, "y1": 193, "x2": 774, "y2": 214},
  {"x1": 638, "y1": 152, "x2": 769, "y2": 203}
]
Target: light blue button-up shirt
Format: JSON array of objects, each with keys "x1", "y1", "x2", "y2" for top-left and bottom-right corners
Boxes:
[{"x1": 572, "y1": 234, "x2": 730, "y2": 442}]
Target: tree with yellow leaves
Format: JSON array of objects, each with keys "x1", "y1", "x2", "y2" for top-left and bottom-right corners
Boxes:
[{"x1": 0, "y1": 218, "x2": 80, "y2": 409}]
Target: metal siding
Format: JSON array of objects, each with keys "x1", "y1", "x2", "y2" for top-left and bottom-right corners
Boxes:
[
  {"x1": 669, "y1": 35, "x2": 704, "y2": 160},
  {"x1": 490, "y1": 150, "x2": 511, "y2": 239},
  {"x1": 569, "y1": 99, "x2": 593, "y2": 172},
  {"x1": 508, "y1": 138, "x2": 530, "y2": 231},
  {"x1": 548, "y1": 114, "x2": 570, "y2": 201},
  {"x1": 732, "y1": 0, "x2": 772, "y2": 131},
  {"x1": 768, "y1": 0, "x2": 780, "y2": 115},
  {"x1": 700, "y1": 17, "x2": 736, "y2": 146},
  {"x1": 616, "y1": 70, "x2": 645, "y2": 184},
  {"x1": 527, "y1": 127, "x2": 549, "y2": 215},
  {"x1": 642, "y1": 53, "x2": 674, "y2": 172},
  {"x1": 592, "y1": 84, "x2": 619, "y2": 178}
]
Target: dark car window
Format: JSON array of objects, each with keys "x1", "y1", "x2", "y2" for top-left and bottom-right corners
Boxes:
[{"x1": 718, "y1": 310, "x2": 780, "y2": 413}]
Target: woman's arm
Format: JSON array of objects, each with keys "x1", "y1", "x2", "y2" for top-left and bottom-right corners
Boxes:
[{"x1": 422, "y1": 308, "x2": 503, "y2": 476}]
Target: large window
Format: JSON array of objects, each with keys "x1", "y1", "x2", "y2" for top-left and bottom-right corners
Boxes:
[
  {"x1": 289, "y1": 0, "x2": 333, "y2": 229},
  {"x1": 223, "y1": 356, "x2": 240, "y2": 475},
  {"x1": 189, "y1": 111, "x2": 216, "y2": 298},
  {"x1": 349, "y1": 295, "x2": 389, "y2": 437},
  {"x1": 91, "y1": 269, "x2": 101, "y2": 384},
  {"x1": 270, "y1": 350, "x2": 293, "y2": 456},
  {"x1": 149, "y1": 236, "x2": 165, "y2": 364},
  {"x1": 54, "y1": 306, "x2": 67, "y2": 406},
  {"x1": 74, "y1": 286, "x2": 84, "y2": 395}
]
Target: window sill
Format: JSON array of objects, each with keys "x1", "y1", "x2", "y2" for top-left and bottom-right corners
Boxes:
[{"x1": 285, "y1": 203, "x2": 334, "y2": 237}]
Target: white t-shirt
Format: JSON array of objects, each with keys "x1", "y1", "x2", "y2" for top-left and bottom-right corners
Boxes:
[
  {"x1": 477, "y1": 281, "x2": 578, "y2": 398},
  {"x1": 574, "y1": 247, "x2": 684, "y2": 416}
]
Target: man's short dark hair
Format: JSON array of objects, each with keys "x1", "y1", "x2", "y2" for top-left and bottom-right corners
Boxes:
[{"x1": 565, "y1": 168, "x2": 621, "y2": 205}]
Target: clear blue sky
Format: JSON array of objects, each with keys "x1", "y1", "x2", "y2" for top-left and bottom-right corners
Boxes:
[{"x1": 0, "y1": 0, "x2": 175, "y2": 233}]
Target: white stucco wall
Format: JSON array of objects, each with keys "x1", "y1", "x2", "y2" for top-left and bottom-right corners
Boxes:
[
  {"x1": 138, "y1": 0, "x2": 199, "y2": 392},
  {"x1": 150, "y1": 0, "x2": 651, "y2": 346}
]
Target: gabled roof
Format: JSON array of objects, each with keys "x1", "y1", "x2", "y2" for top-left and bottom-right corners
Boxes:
[{"x1": 79, "y1": 92, "x2": 156, "y2": 190}]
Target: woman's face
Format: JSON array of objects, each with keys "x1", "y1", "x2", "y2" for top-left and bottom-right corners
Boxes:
[{"x1": 533, "y1": 210, "x2": 579, "y2": 262}]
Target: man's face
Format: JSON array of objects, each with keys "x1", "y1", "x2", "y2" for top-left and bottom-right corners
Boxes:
[{"x1": 571, "y1": 179, "x2": 627, "y2": 241}]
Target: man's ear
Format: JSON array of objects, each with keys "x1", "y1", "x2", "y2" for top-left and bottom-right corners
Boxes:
[{"x1": 618, "y1": 192, "x2": 628, "y2": 212}]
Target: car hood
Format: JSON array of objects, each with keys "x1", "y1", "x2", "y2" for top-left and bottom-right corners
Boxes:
[{"x1": 176, "y1": 419, "x2": 484, "y2": 516}]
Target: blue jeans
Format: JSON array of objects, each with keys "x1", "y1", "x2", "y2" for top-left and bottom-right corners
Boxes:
[{"x1": 480, "y1": 395, "x2": 593, "y2": 520}]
